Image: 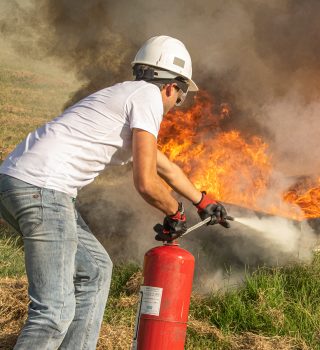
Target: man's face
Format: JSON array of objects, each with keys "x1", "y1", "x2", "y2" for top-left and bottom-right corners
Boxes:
[{"x1": 162, "y1": 84, "x2": 186, "y2": 114}]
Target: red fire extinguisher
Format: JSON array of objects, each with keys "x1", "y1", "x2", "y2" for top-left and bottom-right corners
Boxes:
[{"x1": 132, "y1": 241, "x2": 195, "y2": 350}]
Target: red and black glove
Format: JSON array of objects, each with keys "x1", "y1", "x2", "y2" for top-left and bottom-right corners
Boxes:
[
  {"x1": 194, "y1": 192, "x2": 232, "y2": 228},
  {"x1": 154, "y1": 202, "x2": 187, "y2": 241}
]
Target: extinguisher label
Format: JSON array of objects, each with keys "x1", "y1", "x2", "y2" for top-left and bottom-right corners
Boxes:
[
  {"x1": 132, "y1": 286, "x2": 163, "y2": 349},
  {"x1": 140, "y1": 285, "x2": 163, "y2": 316}
]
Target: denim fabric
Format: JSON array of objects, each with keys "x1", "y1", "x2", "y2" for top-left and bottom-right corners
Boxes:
[{"x1": 0, "y1": 174, "x2": 113, "y2": 350}]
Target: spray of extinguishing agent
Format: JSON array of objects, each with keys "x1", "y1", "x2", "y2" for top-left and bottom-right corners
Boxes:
[{"x1": 132, "y1": 216, "x2": 234, "y2": 350}]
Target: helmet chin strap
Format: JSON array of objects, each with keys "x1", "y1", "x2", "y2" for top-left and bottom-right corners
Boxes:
[
  {"x1": 133, "y1": 64, "x2": 189, "y2": 93},
  {"x1": 133, "y1": 65, "x2": 155, "y2": 80}
]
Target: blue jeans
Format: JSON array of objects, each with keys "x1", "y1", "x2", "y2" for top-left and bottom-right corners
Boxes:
[{"x1": 0, "y1": 174, "x2": 113, "y2": 350}]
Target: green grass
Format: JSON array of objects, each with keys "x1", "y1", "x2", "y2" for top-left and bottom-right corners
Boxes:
[
  {"x1": 0, "y1": 224, "x2": 25, "y2": 277},
  {"x1": 188, "y1": 261, "x2": 320, "y2": 348},
  {"x1": 103, "y1": 263, "x2": 141, "y2": 326}
]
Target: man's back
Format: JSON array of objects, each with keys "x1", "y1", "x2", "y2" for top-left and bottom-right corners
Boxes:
[{"x1": 0, "y1": 80, "x2": 163, "y2": 196}]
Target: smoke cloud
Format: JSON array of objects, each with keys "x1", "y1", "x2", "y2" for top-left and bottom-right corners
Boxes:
[
  {"x1": 1, "y1": 0, "x2": 319, "y2": 173},
  {"x1": 78, "y1": 171, "x2": 318, "y2": 292},
  {"x1": 1, "y1": 0, "x2": 319, "y2": 288},
  {"x1": 0, "y1": 0, "x2": 136, "y2": 106}
]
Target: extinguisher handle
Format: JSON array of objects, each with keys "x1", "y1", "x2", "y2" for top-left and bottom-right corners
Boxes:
[
  {"x1": 180, "y1": 217, "x2": 211, "y2": 237},
  {"x1": 181, "y1": 215, "x2": 234, "y2": 237}
]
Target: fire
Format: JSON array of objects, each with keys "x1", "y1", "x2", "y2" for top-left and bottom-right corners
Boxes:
[
  {"x1": 158, "y1": 91, "x2": 320, "y2": 220},
  {"x1": 283, "y1": 177, "x2": 320, "y2": 219}
]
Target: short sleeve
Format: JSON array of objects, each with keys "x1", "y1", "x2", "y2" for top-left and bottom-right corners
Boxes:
[{"x1": 126, "y1": 83, "x2": 163, "y2": 139}]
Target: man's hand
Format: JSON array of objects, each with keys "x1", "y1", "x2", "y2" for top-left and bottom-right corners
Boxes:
[
  {"x1": 194, "y1": 192, "x2": 232, "y2": 228},
  {"x1": 154, "y1": 202, "x2": 187, "y2": 241}
]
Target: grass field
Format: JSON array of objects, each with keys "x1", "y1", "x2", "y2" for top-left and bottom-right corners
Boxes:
[
  {"x1": 1, "y1": 224, "x2": 318, "y2": 349},
  {"x1": 0, "y1": 39, "x2": 77, "y2": 160},
  {"x1": 0, "y1": 42, "x2": 320, "y2": 349}
]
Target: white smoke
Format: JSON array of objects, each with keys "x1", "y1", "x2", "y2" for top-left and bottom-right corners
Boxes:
[{"x1": 236, "y1": 216, "x2": 316, "y2": 259}]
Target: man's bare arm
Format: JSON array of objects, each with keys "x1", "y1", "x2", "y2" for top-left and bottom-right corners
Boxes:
[
  {"x1": 156, "y1": 150, "x2": 202, "y2": 204},
  {"x1": 132, "y1": 128, "x2": 179, "y2": 215}
]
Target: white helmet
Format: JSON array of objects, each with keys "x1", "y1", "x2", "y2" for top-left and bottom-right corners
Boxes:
[{"x1": 132, "y1": 35, "x2": 198, "y2": 91}]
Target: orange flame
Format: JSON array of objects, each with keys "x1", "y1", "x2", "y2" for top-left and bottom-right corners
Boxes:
[
  {"x1": 158, "y1": 91, "x2": 320, "y2": 220},
  {"x1": 283, "y1": 177, "x2": 320, "y2": 219}
]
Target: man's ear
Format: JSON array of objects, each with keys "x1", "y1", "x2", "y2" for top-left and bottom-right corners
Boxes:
[{"x1": 165, "y1": 84, "x2": 172, "y2": 97}]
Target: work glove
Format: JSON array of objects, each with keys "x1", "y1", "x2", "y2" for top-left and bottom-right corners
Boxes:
[
  {"x1": 194, "y1": 191, "x2": 232, "y2": 228},
  {"x1": 154, "y1": 202, "x2": 187, "y2": 241}
]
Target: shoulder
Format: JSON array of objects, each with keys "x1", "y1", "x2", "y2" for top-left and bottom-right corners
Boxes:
[
  {"x1": 125, "y1": 81, "x2": 161, "y2": 103},
  {"x1": 125, "y1": 81, "x2": 164, "y2": 136}
]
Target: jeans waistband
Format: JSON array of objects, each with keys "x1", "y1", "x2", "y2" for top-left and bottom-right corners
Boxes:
[
  {"x1": 0, "y1": 174, "x2": 75, "y2": 202},
  {"x1": 0, "y1": 174, "x2": 37, "y2": 191}
]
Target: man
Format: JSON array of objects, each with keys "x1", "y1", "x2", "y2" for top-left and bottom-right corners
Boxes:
[{"x1": 0, "y1": 35, "x2": 230, "y2": 349}]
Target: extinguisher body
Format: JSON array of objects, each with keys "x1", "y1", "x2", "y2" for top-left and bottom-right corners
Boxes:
[{"x1": 133, "y1": 243, "x2": 195, "y2": 350}]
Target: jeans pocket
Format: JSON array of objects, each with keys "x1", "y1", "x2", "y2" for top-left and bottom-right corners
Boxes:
[{"x1": 1, "y1": 188, "x2": 44, "y2": 237}]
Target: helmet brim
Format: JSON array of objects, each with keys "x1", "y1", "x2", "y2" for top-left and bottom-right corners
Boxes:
[{"x1": 188, "y1": 79, "x2": 198, "y2": 92}]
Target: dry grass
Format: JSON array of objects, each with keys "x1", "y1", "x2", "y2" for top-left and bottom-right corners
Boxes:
[
  {"x1": 0, "y1": 277, "x2": 136, "y2": 350},
  {"x1": 0, "y1": 60, "x2": 77, "y2": 161},
  {"x1": 230, "y1": 332, "x2": 310, "y2": 350},
  {"x1": 0, "y1": 277, "x2": 311, "y2": 350},
  {"x1": 97, "y1": 323, "x2": 132, "y2": 350},
  {"x1": 187, "y1": 316, "x2": 308, "y2": 350},
  {"x1": 0, "y1": 277, "x2": 28, "y2": 350},
  {"x1": 124, "y1": 270, "x2": 143, "y2": 294},
  {"x1": 189, "y1": 317, "x2": 226, "y2": 341}
]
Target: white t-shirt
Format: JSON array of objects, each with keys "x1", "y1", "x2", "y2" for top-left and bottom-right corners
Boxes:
[{"x1": 0, "y1": 81, "x2": 163, "y2": 197}]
